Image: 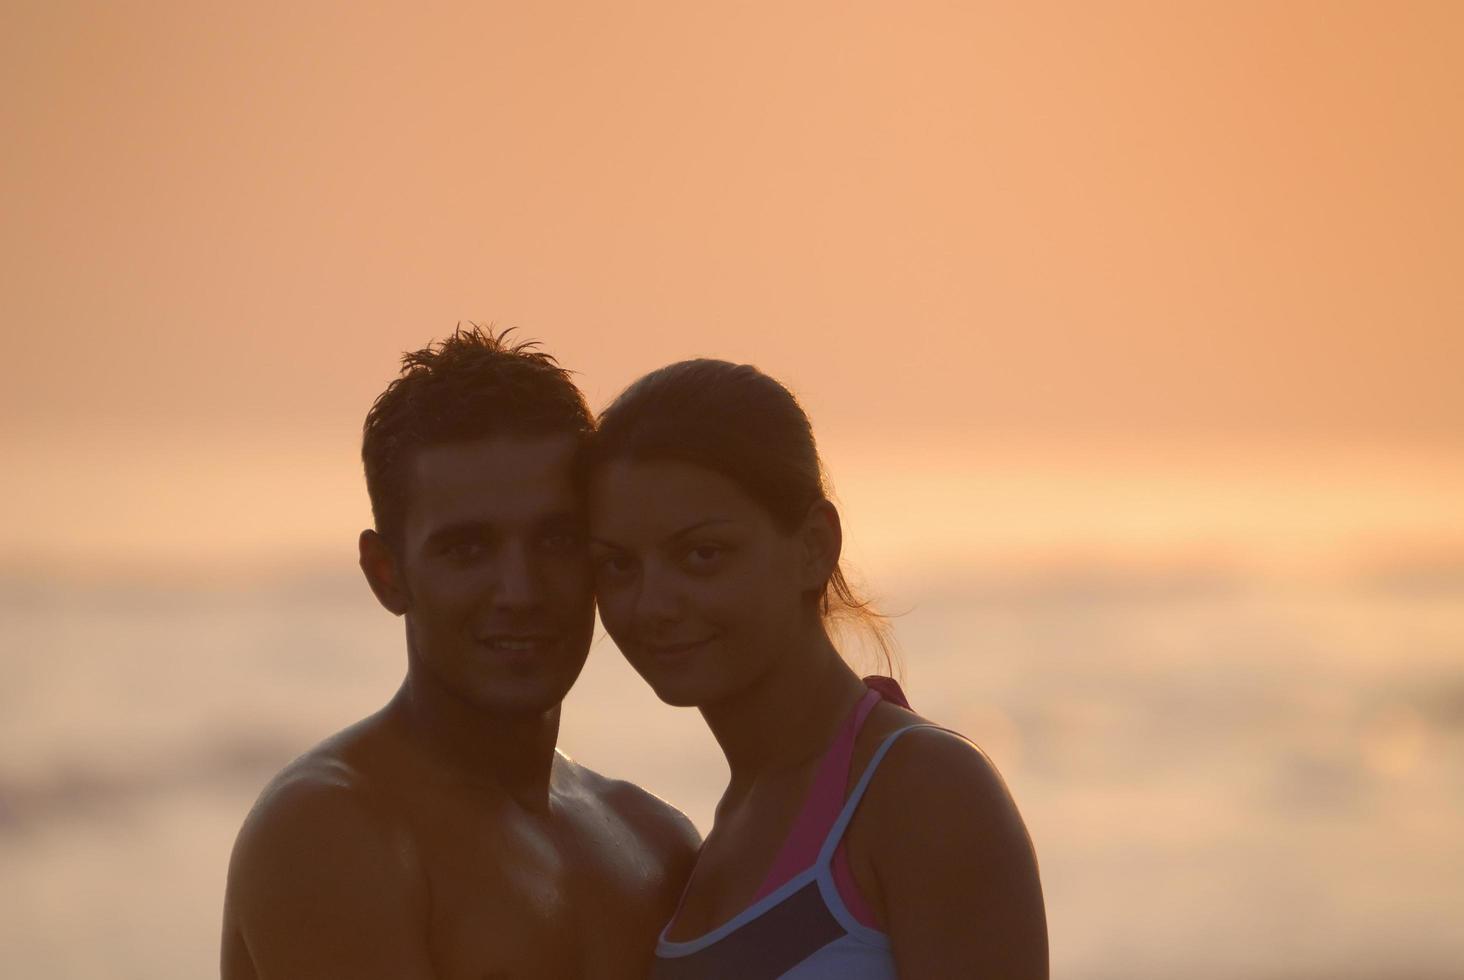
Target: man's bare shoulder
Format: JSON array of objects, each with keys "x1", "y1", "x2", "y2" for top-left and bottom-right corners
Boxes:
[
  {"x1": 236, "y1": 712, "x2": 403, "y2": 842},
  {"x1": 223, "y1": 713, "x2": 437, "y2": 979},
  {"x1": 230, "y1": 712, "x2": 422, "y2": 892},
  {"x1": 558, "y1": 755, "x2": 701, "y2": 868}
]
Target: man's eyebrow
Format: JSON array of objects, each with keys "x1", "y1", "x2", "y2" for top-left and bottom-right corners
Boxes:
[
  {"x1": 589, "y1": 518, "x2": 738, "y2": 549},
  {"x1": 422, "y1": 521, "x2": 494, "y2": 545},
  {"x1": 425, "y1": 511, "x2": 582, "y2": 543}
]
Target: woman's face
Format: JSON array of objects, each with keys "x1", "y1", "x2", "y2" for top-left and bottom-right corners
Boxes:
[{"x1": 588, "y1": 458, "x2": 810, "y2": 707}]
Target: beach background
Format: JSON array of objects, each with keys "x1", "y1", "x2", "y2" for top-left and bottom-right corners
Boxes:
[{"x1": 3, "y1": 3, "x2": 1462, "y2": 978}]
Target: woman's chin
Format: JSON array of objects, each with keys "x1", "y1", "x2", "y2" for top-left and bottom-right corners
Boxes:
[
  {"x1": 621, "y1": 640, "x2": 727, "y2": 707},
  {"x1": 655, "y1": 689, "x2": 705, "y2": 709},
  {"x1": 640, "y1": 671, "x2": 712, "y2": 708}
]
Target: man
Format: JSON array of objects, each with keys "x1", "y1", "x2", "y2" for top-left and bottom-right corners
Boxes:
[{"x1": 222, "y1": 327, "x2": 699, "y2": 979}]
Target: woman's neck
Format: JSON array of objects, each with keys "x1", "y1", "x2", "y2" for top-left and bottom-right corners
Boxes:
[{"x1": 698, "y1": 625, "x2": 869, "y2": 786}]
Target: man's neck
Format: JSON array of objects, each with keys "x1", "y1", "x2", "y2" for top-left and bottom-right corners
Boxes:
[{"x1": 385, "y1": 672, "x2": 562, "y2": 813}]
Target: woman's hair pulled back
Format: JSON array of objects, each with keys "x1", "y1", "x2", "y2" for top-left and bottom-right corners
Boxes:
[{"x1": 591, "y1": 359, "x2": 895, "y2": 673}]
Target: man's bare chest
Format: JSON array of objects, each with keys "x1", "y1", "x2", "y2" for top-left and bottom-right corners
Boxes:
[{"x1": 414, "y1": 800, "x2": 668, "y2": 980}]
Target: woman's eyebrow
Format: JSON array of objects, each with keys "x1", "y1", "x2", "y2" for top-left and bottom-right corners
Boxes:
[
  {"x1": 589, "y1": 518, "x2": 737, "y2": 550},
  {"x1": 666, "y1": 518, "x2": 737, "y2": 542}
]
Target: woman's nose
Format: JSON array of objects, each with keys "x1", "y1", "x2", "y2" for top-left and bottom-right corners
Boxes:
[{"x1": 631, "y1": 560, "x2": 682, "y2": 628}]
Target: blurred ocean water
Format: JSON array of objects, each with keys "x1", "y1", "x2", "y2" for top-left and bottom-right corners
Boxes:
[{"x1": 2, "y1": 567, "x2": 1462, "y2": 979}]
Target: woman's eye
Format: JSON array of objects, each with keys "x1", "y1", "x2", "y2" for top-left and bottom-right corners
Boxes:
[
  {"x1": 595, "y1": 554, "x2": 637, "y2": 580},
  {"x1": 684, "y1": 544, "x2": 725, "y2": 569}
]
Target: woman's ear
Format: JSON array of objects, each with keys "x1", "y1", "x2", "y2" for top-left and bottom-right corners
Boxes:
[
  {"x1": 798, "y1": 498, "x2": 844, "y2": 595},
  {"x1": 359, "y1": 529, "x2": 411, "y2": 616}
]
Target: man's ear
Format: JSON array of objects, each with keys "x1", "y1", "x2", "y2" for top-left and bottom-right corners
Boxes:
[
  {"x1": 798, "y1": 498, "x2": 844, "y2": 596},
  {"x1": 359, "y1": 529, "x2": 410, "y2": 616}
]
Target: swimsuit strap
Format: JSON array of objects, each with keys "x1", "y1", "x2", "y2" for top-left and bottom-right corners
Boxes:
[
  {"x1": 670, "y1": 676, "x2": 914, "y2": 928},
  {"x1": 816, "y1": 723, "x2": 947, "y2": 866},
  {"x1": 750, "y1": 686, "x2": 883, "y2": 901},
  {"x1": 862, "y1": 674, "x2": 910, "y2": 709}
]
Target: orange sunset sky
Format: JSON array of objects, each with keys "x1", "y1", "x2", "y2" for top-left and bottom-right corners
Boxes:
[{"x1": 3, "y1": 2, "x2": 1461, "y2": 578}]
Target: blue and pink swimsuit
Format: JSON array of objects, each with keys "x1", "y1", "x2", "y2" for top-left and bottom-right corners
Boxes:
[{"x1": 652, "y1": 677, "x2": 942, "y2": 979}]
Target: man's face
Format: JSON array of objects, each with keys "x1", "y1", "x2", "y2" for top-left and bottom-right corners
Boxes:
[{"x1": 395, "y1": 433, "x2": 595, "y2": 716}]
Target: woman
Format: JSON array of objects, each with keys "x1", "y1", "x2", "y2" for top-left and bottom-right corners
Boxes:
[{"x1": 587, "y1": 359, "x2": 1047, "y2": 979}]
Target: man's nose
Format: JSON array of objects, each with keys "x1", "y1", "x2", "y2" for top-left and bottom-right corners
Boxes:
[{"x1": 491, "y1": 541, "x2": 542, "y2": 609}]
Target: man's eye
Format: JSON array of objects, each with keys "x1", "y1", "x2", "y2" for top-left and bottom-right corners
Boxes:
[{"x1": 446, "y1": 541, "x2": 487, "y2": 561}]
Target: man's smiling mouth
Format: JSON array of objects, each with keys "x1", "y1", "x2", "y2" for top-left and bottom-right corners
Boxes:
[{"x1": 479, "y1": 634, "x2": 559, "y2": 654}]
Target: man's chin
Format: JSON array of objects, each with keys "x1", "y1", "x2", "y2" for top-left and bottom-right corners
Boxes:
[
  {"x1": 407, "y1": 645, "x2": 589, "y2": 718},
  {"x1": 461, "y1": 675, "x2": 575, "y2": 717}
]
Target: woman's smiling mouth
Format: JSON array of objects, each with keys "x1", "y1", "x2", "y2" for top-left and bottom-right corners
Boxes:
[{"x1": 641, "y1": 635, "x2": 717, "y2": 664}]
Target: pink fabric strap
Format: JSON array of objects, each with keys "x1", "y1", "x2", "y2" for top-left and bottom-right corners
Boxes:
[
  {"x1": 750, "y1": 677, "x2": 902, "y2": 903},
  {"x1": 863, "y1": 674, "x2": 910, "y2": 709}
]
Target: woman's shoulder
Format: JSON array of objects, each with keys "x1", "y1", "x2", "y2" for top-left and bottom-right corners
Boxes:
[
  {"x1": 846, "y1": 696, "x2": 1049, "y2": 976},
  {"x1": 855, "y1": 703, "x2": 1032, "y2": 859}
]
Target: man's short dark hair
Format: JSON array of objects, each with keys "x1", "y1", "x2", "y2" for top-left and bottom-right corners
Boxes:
[{"x1": 362, "y1": 325, "x2": 593, "y2": 548}]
